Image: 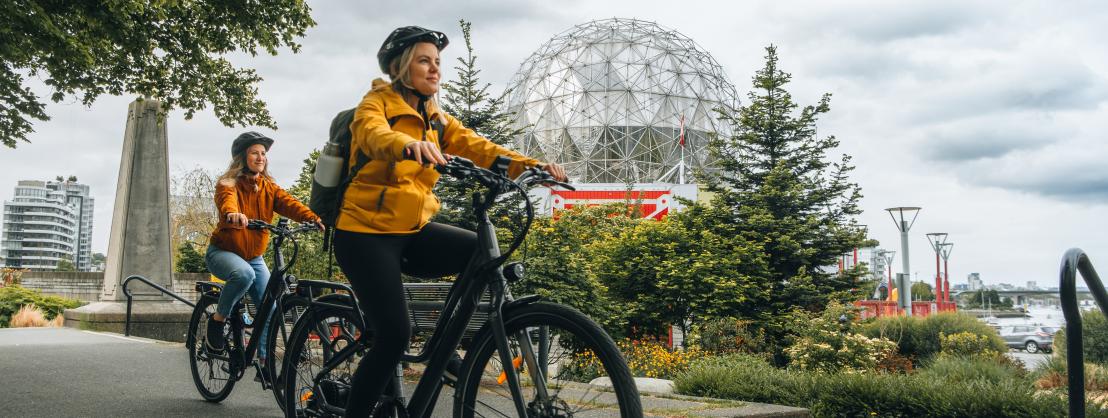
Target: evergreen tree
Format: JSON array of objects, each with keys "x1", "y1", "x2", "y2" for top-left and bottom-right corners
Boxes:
[
  {"x1": 270, "y1": 149, "x2": 342, "y2": 281},
  {"x1": 435, "y1": 20, "x2": 527, "y2": 230},
  {"x1": 702, "y1": 46, "x2": 866, "y2": 330},
  {"x1": 174, "y1": 243, "x2": 208, "y2": 273}
]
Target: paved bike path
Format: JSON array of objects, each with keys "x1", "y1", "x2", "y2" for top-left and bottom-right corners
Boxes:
[
  {"x1": 0, "y1": 327, "x2": 806, "y2": 417},
  {"x1": 0, "y1": 327, "x2": 306, "y2": 417}
]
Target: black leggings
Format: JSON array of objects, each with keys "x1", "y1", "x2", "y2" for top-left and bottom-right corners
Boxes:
[{"x1": 332, "y1": 222, "x2": 476, "y2": 418}]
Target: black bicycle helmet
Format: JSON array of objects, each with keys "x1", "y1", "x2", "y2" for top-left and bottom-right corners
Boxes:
[
  {"x1": 231, "y1": 131, "x2": 274, "y2": 157},
  {"x1": 376, "y1": 26, "x2": 449, "y2": 75}
]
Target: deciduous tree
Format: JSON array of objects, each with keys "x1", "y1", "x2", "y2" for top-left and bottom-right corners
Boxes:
[{"x1": 0, "y1": 1, "x2": 315, "y2": 148}]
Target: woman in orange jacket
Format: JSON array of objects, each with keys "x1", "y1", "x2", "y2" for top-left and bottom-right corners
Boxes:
[
  {"x1": 332, "y1": 26, "x2": 566, "y2": 417},
  {"x1": 205, "y1": 132, "x2": 324, "y2": 364}
]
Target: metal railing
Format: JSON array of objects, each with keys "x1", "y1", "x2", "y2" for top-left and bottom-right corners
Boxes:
[
  {"x1": 1060, "y1": 249, "x2": 1108, "y2": 418},
  {"x1": 121, "y1": 275, "x2": 195, "y2": 337}
]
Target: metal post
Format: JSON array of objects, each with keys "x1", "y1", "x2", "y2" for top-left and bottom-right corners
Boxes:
[
  {"x1": 887, "y1": 207, "x2": 920, "y2": 316},
  {"x1": 900, "y1": 226, "x2": 911, "y2": 314}
]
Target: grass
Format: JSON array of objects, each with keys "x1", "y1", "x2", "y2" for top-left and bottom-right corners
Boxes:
[{"x1": 9, "y1": 304, "x2": 64, "y2": 328}]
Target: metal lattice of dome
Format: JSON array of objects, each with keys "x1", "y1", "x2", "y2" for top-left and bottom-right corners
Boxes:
[{"x1": 506, "y1": 18, "x2": 739, "y2": 183}]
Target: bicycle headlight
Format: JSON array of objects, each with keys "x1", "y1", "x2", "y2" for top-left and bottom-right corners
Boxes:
[{"x1": 503, "y1": 262, "x2": 525, "y2": 283}]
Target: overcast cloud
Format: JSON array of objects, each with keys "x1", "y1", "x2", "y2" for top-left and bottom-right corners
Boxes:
[{"x1": 3, "y1": 0, "x2": 1107, "y2": 288}]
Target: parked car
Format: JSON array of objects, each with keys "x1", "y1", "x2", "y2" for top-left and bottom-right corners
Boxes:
[{"x1": 999, "y1": 325, "x2": 1055, "y2": 353}]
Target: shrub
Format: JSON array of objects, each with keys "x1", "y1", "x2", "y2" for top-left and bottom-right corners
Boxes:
[
  {"x1": 785, "y1": 331, "x2": 897, "y2": 373},
  {"x1": 917, "y1": 355, "x2": 1026, "y2": 386},
  {"x1": 692, "y1": 317, "x2": 769, "y2": 355},
  {"x1": 0, "y1": 285, "x2": 82, "y2": 327},
  {"x1": 674, "y1": 353, "x2": 1108, "y2": 417},
  {"x1": 561, "y1": 339, "x2": 705, "y2": 382},
  {"x1": 780, "y1": 302, "x2": 897, "y2": 373},
  {"x1": 941, "y1": 331, "x2": 1001, "y2": 358},
  {"x1": 858, "y1": 312, "x2": 1005, "y2": 363},
  {"x1": 1035, "y1": 355, "x2": 1108, "y2": 392},
  {"x1": 1, "y1": 267, "x2": 25, "y2": 287},
  {"x1": 1056, "y1": 309, "x2": 1108, "y2": 365}
]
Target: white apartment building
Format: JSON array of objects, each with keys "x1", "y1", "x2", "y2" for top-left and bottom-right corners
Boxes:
[{"x1": 1, "y1": 178, "x2": 95, "y2": 271}]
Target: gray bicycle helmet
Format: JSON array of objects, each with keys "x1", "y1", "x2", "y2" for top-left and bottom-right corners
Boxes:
[
  {"x1": 231, "y1": 131, "x2": 274, "y2": 157},
  {"x1": 376, "y1": 26, "x2": 449, "y2": 75}
]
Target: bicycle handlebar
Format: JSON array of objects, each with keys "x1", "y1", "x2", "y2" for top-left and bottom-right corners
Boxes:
[
  {"x1": 246, "y1": 219, "x2": 320, "y2": 235},
  {"x1": 434, "y1": 156, "x2": 575, "y2": 191}
]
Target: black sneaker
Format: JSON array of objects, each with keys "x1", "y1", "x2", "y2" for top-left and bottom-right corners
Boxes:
[
  {"x1": 443, "y1": 352, "x2": 463, "y2": 386},
  {"x1": 206, "y1": 317, "x2": 226, "y2": 352},
  {"x1": 254, "y1": 366, "x2": 269, "y2": 385}
]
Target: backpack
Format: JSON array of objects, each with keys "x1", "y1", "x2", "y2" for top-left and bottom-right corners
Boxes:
[
  {"x1": 308, "y1": 107, "x2": 444, "y2": 250},
  {"x1": 309, "y1": 108, "x2": 362, "y2": 231}
]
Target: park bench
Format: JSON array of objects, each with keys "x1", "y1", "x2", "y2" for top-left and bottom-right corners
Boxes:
[{"x1": 403, "y1": 282, "x2": 491, "y2": 343}]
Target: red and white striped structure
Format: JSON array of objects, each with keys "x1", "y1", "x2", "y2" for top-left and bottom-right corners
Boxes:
[{"x1": 529, "y1": 183, "x2": 699, "y2": 220}]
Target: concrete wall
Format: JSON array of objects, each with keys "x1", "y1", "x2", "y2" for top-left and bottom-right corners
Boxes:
[{"x1": 21, "y1": 271, "x2": 208, "y2": 304}]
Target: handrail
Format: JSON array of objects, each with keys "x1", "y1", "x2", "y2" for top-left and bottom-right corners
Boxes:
[
  {"x1": 122, "y1": 275, "x2": 196, "y2": 337},
  {"x1": 1059, "y1": 248, "x2": 1108, "y2": 418}
]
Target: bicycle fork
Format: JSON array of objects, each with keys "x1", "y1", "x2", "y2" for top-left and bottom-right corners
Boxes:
[{"x1": 490, "y1": 311, "x2": 554, "y2": 416}]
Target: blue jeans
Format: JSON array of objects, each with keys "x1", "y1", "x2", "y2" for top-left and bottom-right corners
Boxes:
[{"x1": 205, "y1": 245, "x2": 273, "y2": 360}]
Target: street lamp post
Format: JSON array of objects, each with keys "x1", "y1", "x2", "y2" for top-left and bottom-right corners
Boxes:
[
  {"x1": 886, "y1": 207, "x2": 921, "y2": 316},
  {"x1": 926, "y1": 233, "x2": 948, "y2": 303},
  {"x1": 940, "y1": 242, "x2": 954, "y2": 303}
]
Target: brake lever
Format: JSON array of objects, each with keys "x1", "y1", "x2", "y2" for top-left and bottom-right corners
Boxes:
[
  {"x1": 246, "y1": 220, "x2": 267, "y2": 230},
  {"x1": 547, "y1": 180, "x2": 575, "y2": 191}
]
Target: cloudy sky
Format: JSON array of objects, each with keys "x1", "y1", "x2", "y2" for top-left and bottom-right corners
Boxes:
[{"x1": 4, "y1": 0, "x2": 1107, "y2": 288}]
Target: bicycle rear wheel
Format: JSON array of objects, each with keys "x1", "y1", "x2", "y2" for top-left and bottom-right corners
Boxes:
[
  {"x1": 282, "y1": 300, "x2": 369, "y2": 416},
  {"x1": 187, "y1": 294, "x2": 237, "y2": 402},
  {"x1": 455, "y1": 302, "x2": 642, "y2": 418}
]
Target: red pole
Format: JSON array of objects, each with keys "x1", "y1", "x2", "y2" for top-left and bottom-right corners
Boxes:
[
  {"x1": 943, "y1": 257, "x2": 951, "y2": 303},
  {"x1": 935, "y1": 251, "x2": 942, "y2": 302},
  {"x1": 853, "y1": 248, "x2": 859, "y2": 267}
]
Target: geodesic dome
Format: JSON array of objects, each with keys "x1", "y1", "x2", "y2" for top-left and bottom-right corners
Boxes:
[{"x1": 506, "y1": 18, "x2": 739, "y2": 183}]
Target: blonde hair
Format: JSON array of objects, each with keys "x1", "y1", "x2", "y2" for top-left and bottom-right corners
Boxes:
[
  {"x1": 388, "y1": 42, "x2": 447, "y2": 125},
  {"x1": 218, "y1": 152, "x2": 272, "y2": 186}
]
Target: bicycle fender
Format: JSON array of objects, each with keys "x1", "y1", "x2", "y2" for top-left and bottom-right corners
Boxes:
[{"x1": 504, "y1": 294, "x2": 542, "y2": 310}]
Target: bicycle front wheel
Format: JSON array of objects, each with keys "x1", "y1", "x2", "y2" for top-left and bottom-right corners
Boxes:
[
  {"x1": 455, "y1": 302, "x2": 642, "y2": 418},
  {"x1": 265, "y1": 294, "x2": 311, "y2": 411},
  {"x1": 187, "y1": 294, "x2": 236, "y2": 402}
]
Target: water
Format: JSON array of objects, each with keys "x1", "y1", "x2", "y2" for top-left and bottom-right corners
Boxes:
[{"x1": 992, "y1": 304, "x2": 1101, "y2": 329}]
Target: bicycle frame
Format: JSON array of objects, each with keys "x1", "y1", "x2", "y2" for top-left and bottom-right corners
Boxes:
[
  {"x1": 203, "y1": 219, "x2": 305, "y2": 377},
  {"x1": 304, "y1": 162, "x2": 563, "y2": 418}
]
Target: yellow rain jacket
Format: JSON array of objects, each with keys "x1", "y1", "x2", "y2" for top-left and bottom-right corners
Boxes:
[{"x1": 338, "y1": 79, "x2": 540, "y2": 234}]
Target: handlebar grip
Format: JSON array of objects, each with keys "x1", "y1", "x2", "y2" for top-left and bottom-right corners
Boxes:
[{"x1": 246, "y1": 219, "x2": 266, "y2": 230}]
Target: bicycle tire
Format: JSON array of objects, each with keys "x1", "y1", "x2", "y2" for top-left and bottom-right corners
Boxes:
[
  {"x1": 454, "y1": 301, "x2": 642, "y2": 418},
  {"x1": 265, "y1": 294, "x2": 312, "y2": 411},
  {"x1": 282, "y1": 297, "x2": 369, "y2": 417},
  {"x1": 187, "y1": 294, "x2": 237, "y2": 402}
]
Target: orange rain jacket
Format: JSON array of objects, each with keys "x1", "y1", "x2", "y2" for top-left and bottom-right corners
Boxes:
[
  {"x1": 209, "y1": 175, "x2": 319, "y2": 260},
  {"x1": 337, "y1": 79, "x2": 540, "y2": 234}
]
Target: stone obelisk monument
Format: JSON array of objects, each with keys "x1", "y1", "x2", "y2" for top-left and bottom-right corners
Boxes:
[{"x1": 66, "y1": 98, "x2": 192, "y2": 341}]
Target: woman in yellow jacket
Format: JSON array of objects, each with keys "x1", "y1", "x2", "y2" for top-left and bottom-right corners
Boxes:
[{"x1": 333, "y1": 26, "x2": 566, "y2": 417}]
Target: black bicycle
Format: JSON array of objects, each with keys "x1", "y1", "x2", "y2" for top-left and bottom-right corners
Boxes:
[
  {"x1": 281, "y1": 156, "x2": 642, "y2": 417},
  {"x1": 186, "y1": 218, "x2": 333, "y2": 411}
]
